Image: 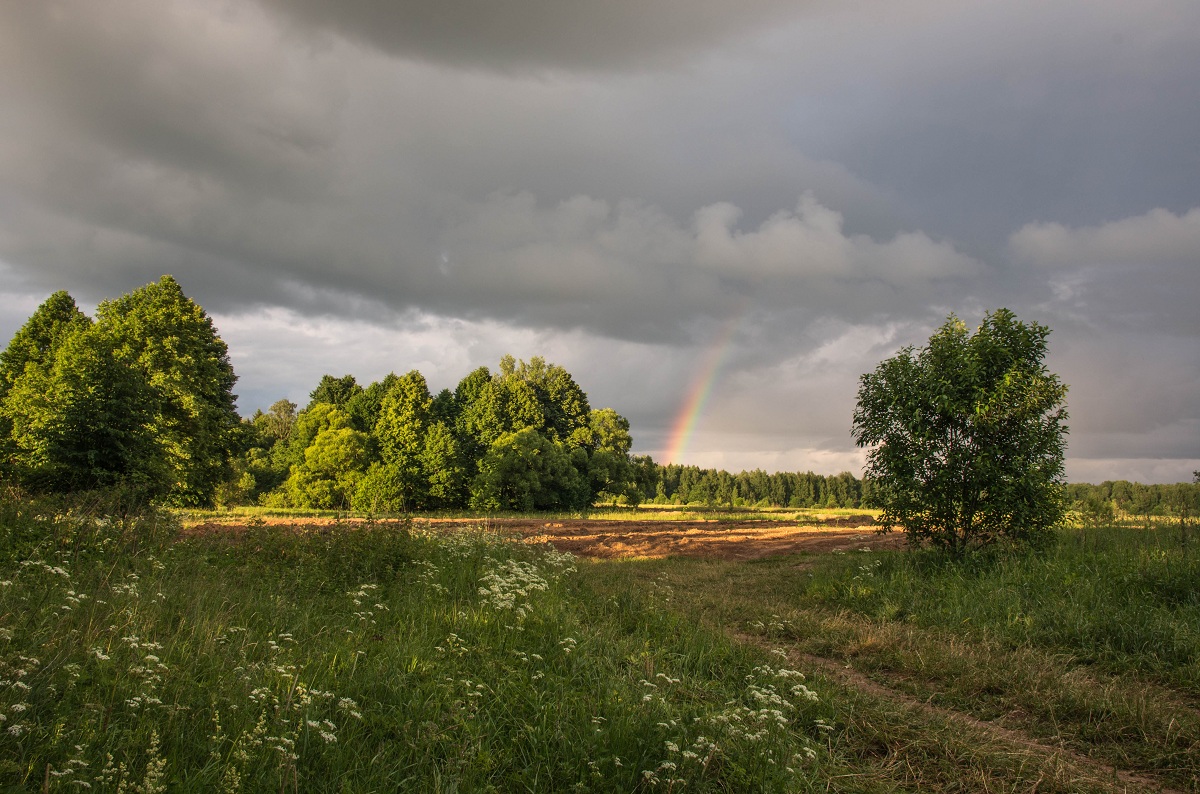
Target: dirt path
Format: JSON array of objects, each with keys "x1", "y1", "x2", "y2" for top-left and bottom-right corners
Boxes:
[{"x1": 733, "y1": 632, "x2": 1183, "y2": 794}]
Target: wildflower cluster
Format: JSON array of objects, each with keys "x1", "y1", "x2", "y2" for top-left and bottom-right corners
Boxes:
[
  {"x1": 636, "y1": 660, "x2": 828, "y2": 786},
  {"x1": 206, "y1": 633, "x2": 365, "y2": 784},
  {"x1": 347, "y1": 582, "x2": 388, "y2": 626},
  {"x1": 748, "y1": 614, "x2": 795, "y2": 638},
  {"x1": 411, "y1": 560, "x2": 448, "y2": 595},
  {"x1": 477, "y1": 558, "x2": 552, "y2": 619},
  {"x1": 419, "y1": 526, "x2": 509, "y2": 560}
]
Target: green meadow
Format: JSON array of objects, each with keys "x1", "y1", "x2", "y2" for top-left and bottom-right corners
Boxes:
[{"x1": 2, "y1": 491, "x2": 1196, "y2": 792}]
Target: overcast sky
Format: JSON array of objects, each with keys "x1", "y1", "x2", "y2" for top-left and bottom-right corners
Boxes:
[{"x1": 1, "y1": 0, "x2": 1197, "y2": 483}]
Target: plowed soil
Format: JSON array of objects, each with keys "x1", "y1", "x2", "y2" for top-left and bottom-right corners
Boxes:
[{"x1": 184, "y1": 514, "x2": 902, "y2": 560}]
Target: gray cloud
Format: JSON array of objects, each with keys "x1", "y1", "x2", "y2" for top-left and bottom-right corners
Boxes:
[
  {"x1": 1013, "y1": 207, "x2": 1200, "y2": 337},
  {"x1": 1, "y1": 0, "x2": 1197, "y2": 482},
  {"x1": 1011, "y1": 208, "x2": 1200, "y2": 271},
  {"x1": 258, "y1": 0, "x2": 822, "y2": 73}
]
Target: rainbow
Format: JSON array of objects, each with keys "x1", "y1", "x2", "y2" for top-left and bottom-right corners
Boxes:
[{"x1": 662, "y1": 311, "x2": 744, "y2": 465}]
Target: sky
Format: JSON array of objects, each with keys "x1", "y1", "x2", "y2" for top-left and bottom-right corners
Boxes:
[{"x1": 1, "y1": 0, "x2": 1197, "y2": 483}]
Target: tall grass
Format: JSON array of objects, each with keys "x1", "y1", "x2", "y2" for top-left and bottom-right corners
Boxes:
[
  {"x1": 0, "y1": 491, "x2": 835, "y2": 791},
  {"x1": 576, "y1": 523, "x2": 1200, "y2": 791},
  {"x1": 803, "y1": 524, "x2": 1200, "y2": 689}
]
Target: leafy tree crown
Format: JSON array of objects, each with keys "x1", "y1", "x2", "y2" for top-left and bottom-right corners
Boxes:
[{"x1": 851, "y1": 309, "x2": 1068, "y2": 553}]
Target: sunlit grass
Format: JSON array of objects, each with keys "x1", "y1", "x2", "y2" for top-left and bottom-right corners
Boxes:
[
  {"x1": 581, "y1": 522, "x2": 1200, "y2": 791},
  {"x1": 1, "y1": 493, "x2": 837, "y2": 792},
  {"x1": 179, "y1": 503, "x2": 880, "y2": 526}
]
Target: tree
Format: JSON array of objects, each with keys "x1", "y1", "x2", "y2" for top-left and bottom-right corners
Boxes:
[
  {"x1": 851, "y1": 309, "x2": 1068, "y2": 553},
  {"x1": 308, "y1": 374, "x2": 362, "y2": 410},
  {"x1": 421, "y1": 421, "x2": 467, "y2": 509},
  {"x1": 498, "y1": 355, "x2": 591, "y2": 444},
  {"x1": 583, "y1": 408, "x2": 639, "y2": 504},
  {"x1": 470, "y1": 428, "x2": 588, "y2": 512},
  {"x1": 96, "y1": 276, "x2": 240, "y2": 506},
  {"x1": 0, "y1": 290, "x2": 89, "y2": 397},
  {"x1": 459, "y1": 376, "x2": 545, "y2": 449},
  {"x1": 374, "y1": 371, "x2": 433, "y2": 509},
  {"x1": 345, "y1": 373, "x2": 399, "y2": 433},
  {"x1": 3, "y1": 323, "x2": 166, "y2": 494},
  {"x1": 262, "y1": 399, "x2": 298, "y2": 443},
  {"x1": 285, "y1": 425, "x2": 370, "y2": 510},
  {"x1": 0, "y1": 291, "x2": 92, "y2": 477}
]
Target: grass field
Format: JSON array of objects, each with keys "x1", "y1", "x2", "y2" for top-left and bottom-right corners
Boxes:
[
  {"x1": 178, "y1": 503, "x2": 876, "y2": 526},
  {"x1": 2, "y1": 491, "x2": 1195, "y2": 792},
  {"x1": 584, "y1": 520, "x2": 1200, "y2": 792},
  {"x1": 1, "y1": 495, "x2": 835, "y2": 792}
]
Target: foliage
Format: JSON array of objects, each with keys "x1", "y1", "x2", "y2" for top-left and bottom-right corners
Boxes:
[
  {"x1": 344, "y1": 373, "x2": 398, "y2": 433},
  {"x1": 374, "y1": 371, "x2": 433, "y2": 509},
  {"x1": 3, "y1": 324, "x2": 167, "y2": 495},
  {"x1": 470, "y1": 428, "x2": 589, "y2": 511},
  {"x1": 420, "y1": 421, "x2": 466, "y2": 509},
  {"x1": 260, "y1": 398, "x2": 298, "y2": 443},
  {"x1": 351, "y1": 462, "x2": 408, "y2": 514},
  {"x1": 852, "y1": 309, "x2": 1069, "y2": 552},
  {"x1": 0, "y1": 291, "x2": 90, "y2": 398},
  {"x1": 239, "y1": 357, "x2": 641, "y2": 513},
  {"x1": 1066, "y1": 479, "x2": 1200, "y2": 524},
  {"x1": 79, "y1": 277, "x2": 238, "y2": 506},
  {"x1": 94, "y1": 276, "x2": 240, "y2": 506},
  {"x1": 632, "y1": 463, "x2": 867, "y2": 509},
  {"x1": 307, "y1": 373, "x2": 362, "y2": 410},
  {"x1": 0, "y1": 292, "x2": 92, "y2": 481},
  {"x1": 286, "y1": 425, "x2": 371, "y2": 510}
]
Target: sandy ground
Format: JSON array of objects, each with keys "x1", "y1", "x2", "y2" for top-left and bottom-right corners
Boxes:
[{"x1": 183, "y1": 514, "x2": 904, "y2": 560}]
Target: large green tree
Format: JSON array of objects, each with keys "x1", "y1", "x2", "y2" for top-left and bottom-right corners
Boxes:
[
  {"x1": 97, "y1": 276, "x2": 240, "y2": 505},
  {"x1": 851, "y1": 309, "x2": 1068, "y2": 553},
  {"x1": 498, "y1": 355, "x2": 591, "y2": 444},
  {"x1": 2, "y1": 322, "x2": 165, "y2": 493},
  {"x1": 421, "y1": 421, "x2": 467, "y2": 509},
  {"x1": 0, "y1": 291, "x2": 90, "y2": 396},
  {"x1": 0, "y1": 292, "x2": 93, "y2": 477},
  {"x1": 583, "y1": 408, "x2": 639, "y2": 504}
]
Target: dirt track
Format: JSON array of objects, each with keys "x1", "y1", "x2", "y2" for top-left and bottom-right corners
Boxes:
[{"x1": 185, "y1": 514, "x2": 901, "y2": 561}]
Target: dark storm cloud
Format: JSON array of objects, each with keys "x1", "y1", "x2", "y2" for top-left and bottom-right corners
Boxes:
[
  {"x1": 0, "y1": 0, "x2": 1196, "y2": 480},
  {"x1": 775, "y1": 1, "x2": 1200, "y2": 250},
  {"x1": 259, "y1": 0, "x2": 818, "y2": 73}
]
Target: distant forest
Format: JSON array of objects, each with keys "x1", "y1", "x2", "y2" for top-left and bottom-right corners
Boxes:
[{"x1": 627, "y1": 461, "x2": 870, "y2": 509}]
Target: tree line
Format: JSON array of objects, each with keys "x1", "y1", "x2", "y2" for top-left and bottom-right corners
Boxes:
[
  {"x1": 0, "y1": 279, "x2": 644, "y2": 512},
  {"x1": 225, "y1": 356, "x2": 640, "y2": 512},
  {"x1": 627, "y1": 461, "x2": 871, "y2": 509},
  {"x1": 2, "y1": 280, "x2": 1195, "y2": 529},
  {"x1": 1066, "y1": 479, "x2": 1200, "y2": 524}
]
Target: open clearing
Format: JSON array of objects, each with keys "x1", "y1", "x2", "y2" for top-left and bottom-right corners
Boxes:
[
  {"x1": 172, "y1": 513, "x2": 1197, "y2": 792},
  {"x1": 185, "y1": 513, "x2": 905, "y2": 560}
]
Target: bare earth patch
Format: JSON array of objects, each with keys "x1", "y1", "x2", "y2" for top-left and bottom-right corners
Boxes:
[
  {"x1": 458, "y1": 516, "x2": 905, "y2": 560},
  {"x1": 182, "y1": 514, "x2": 904, "y2": 560}
]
